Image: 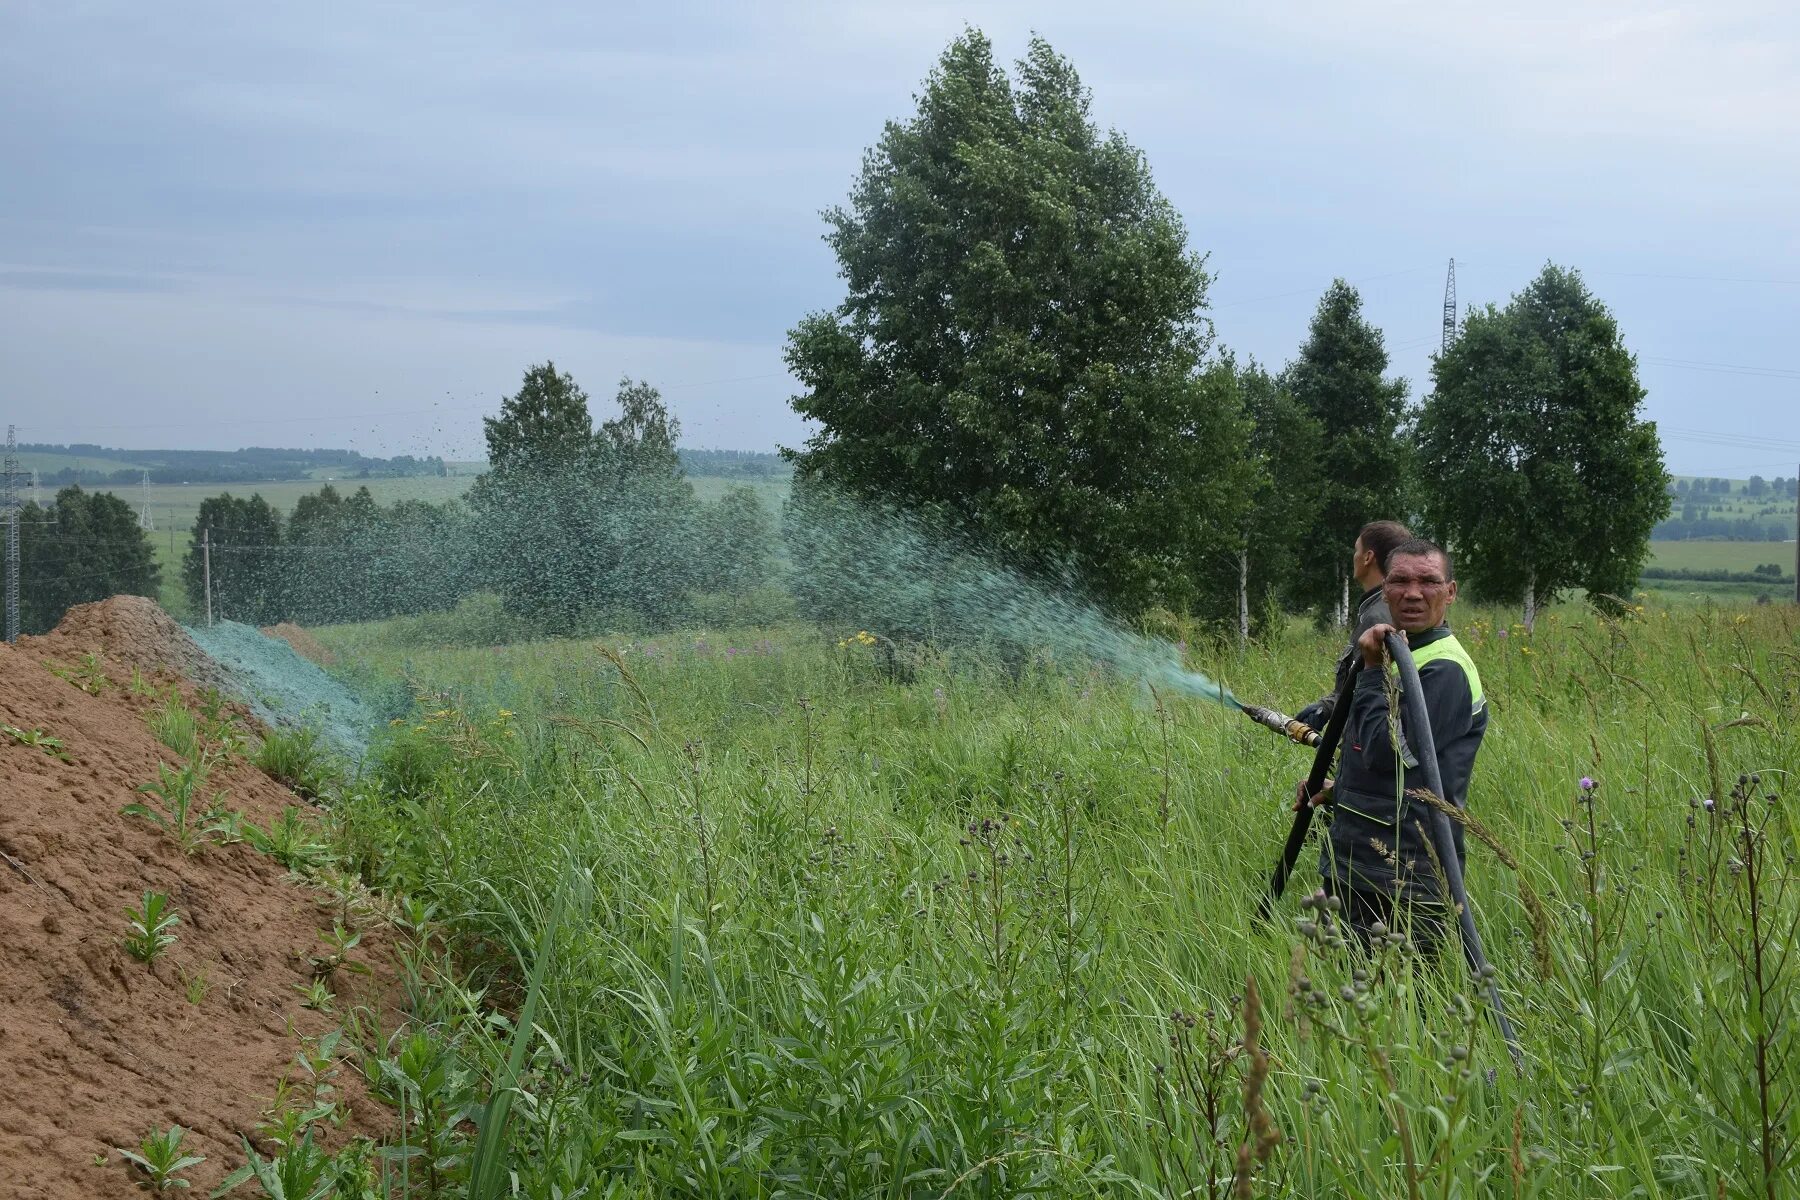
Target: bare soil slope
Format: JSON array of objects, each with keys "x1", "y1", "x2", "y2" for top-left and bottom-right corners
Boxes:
[{"x1": 0, "y1": 602, "x2": 391, "y2": 1199}]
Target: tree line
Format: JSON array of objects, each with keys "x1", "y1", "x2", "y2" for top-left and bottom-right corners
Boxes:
[
  {"x1": 171, "y1": 373, "x2": 782, "y2": 632},
  {"x1": 23, "y1": 443, "x2": 446, "y2": 487}
]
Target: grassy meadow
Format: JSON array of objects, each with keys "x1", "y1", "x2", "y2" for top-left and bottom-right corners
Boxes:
[
  {"x1": 1650, "y1": 539, "x2": 1796, "y2": 575},
  {"x1": 292, "y1": 598, "x2": 1800, "y2": 1198}
]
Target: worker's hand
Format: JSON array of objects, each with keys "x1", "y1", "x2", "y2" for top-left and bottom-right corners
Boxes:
[
  {"x1": 1359, "y1": 622, "x2": 1397, "y2": 668},
  {"x1": 1294, "y1": 778, "x2": 1335, "y2": 811},
  {"x1": 1295, "y1": 701, "x2": 1328, "y2": 732}
]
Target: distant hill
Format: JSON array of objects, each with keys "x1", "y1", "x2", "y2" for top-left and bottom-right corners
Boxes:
[
  {"x1": 13, "y1": 443, "x2": 790, "y2": 490},
  {"x1": 19, "y1": 443, "x2": 447, "y2": 487}
]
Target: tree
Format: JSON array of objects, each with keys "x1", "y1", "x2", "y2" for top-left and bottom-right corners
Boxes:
[
  {"x1": 694, "y1": 486, "x2": 779, "y2": 598},
  {"x1": 1282, "y1": 280, "x2": 1411, "y2": 623},
  {"x1": 182, "y1": 494, "x2": 284, "y2": 624},
  {"x1": 784, "y1": 30, "x2": 1251, "y2": 621},
  {"x1": 482, "y1": 362, "x2": 600, "y2": 475},
  {"x1": 470, "y1": 367, "x2": 698, "y2": 631},
  {"x1": 1236, "y1": 358, "x2": 1326, "y2": 638},
  {"x1": 1415, "y1": 264, "x2": 1670, "y2": 624},
  {"x1": 7, "y1": 487, "x2": 160, "y2": 634},
  {"x1": 1747, "y1": 474, "x2": 1768, "y2": 498}
]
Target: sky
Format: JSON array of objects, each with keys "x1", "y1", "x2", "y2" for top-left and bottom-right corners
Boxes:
[{"x1": 1, "y1": 1, "x2": 1796, "y2": 477}]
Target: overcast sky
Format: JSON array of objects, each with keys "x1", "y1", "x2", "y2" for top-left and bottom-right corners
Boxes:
[{"x1": 2, "y1": 1, "x2": 1795, "y2": 476}]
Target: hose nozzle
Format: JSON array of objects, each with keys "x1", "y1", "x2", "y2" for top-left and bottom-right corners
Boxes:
[{"x1": 1240, "y1": 703, "x2": 1321, "y2": 748}]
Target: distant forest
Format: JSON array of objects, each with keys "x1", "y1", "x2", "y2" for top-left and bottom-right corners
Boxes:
[{"x1": 18, "y1": 442, "x2": 790, "y2": 486}]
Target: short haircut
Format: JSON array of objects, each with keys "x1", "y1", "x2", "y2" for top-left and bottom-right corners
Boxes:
[
  {"x1": 1357, "y1": 520, "x2": 1414, "y2": 572},
  {"x1": 1386, "y1": 537, "x2": 1454, "y2": 582}
]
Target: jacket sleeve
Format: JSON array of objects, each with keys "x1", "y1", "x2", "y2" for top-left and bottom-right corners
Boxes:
[{"x1": 1346, "y1": 659, "x2": 1473, "y2": 773}]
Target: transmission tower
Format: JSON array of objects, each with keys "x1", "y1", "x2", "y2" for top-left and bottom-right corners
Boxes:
[
  {"x1": 1442, "y1": 258, "x2": 1458, "y2": 354},
  {"x1": 3, "y1": 425, "x2": 21, "y2": 643},
  {"x1": 139, "y1": 470, "x2": 155, "y2": 531}
]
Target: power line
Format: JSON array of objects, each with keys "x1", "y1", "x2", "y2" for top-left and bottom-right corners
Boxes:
[{"x1": 1641, "y1": 356, "x2": 1800, "y2": 381}]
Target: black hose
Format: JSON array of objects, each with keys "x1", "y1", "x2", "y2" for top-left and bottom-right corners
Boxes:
[
  {"x1": 1385, "y1": 631, "x2": 1524, "y2": 1071},
  {"x1": 1256, "y1": 663, "x2": 1359, "y2": 921}
]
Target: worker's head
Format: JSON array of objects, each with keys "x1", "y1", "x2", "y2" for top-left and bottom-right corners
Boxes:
[
  {"x1": 1353, "y1": 520, "x2": 1412, "y2": 590},
  {"x1": 1382, "y1": 538, "x2": 1457, "y2": 633}
]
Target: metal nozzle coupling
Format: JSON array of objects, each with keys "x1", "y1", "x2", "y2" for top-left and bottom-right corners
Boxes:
[{"x1": 1240, "y1": 703, "x2": 1322, "y2": 748}]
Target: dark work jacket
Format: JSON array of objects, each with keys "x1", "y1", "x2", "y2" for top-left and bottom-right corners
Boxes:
[
  {"x1": 1321, "y1": 624, "x2": 1487, "y2": 901},
  {"x1": 1310, "y1": 585, "x2": 1393, "y2": 725}
]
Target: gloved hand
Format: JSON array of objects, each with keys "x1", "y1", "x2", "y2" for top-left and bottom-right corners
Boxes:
[{"x1": 1295, "y1": 700, "x2": 1329, "y2": 732}]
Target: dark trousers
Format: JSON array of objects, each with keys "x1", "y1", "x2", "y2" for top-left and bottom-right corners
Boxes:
[{"x1": 1325, "y1": 879, "x2": 1451, "y2": 961}]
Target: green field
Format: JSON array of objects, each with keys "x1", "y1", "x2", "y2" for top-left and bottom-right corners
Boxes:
[
  {"x1": 1649, "y1": 538, "x2": 1796, "y2": 574},
  {"x1": 12, "y1": 450, "x2": 145, "y2": 476},
  {"x1": 276, "y1": 597, "x2": 1800, "y2": 1197}
]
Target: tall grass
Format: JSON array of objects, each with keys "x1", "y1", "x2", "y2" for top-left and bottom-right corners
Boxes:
[{"x1": 319, "y1": 601, "x2": 1800, "y2": 1198}]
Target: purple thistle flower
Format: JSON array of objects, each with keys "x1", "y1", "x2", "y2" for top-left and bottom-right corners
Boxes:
[
  {"x1": 1579, "y1": 776, "x2": 1595, "y2": 792},
  {"x1": 1497, "y1": 628, "x2": 1509, "y2": 639}
]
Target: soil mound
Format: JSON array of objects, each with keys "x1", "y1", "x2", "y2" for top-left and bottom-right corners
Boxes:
[
  {"x1": 21, "y1": 596, "x2": 229, "y2": 693},
  {"x1": 0, "y1": 635, "x2": 393, "y2": 1199},
  {"x1": 261, "y1": 623, "x2": 338, "y2": 668}
]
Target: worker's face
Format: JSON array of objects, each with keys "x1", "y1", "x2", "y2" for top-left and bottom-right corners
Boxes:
[{"x1": 1383, "y1": 551, "x2": 1456, "y2": 633}]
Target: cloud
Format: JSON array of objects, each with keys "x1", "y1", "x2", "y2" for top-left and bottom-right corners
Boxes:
[{"x1": 0, "y1": 0, "x2": 1793, "y2": 474}]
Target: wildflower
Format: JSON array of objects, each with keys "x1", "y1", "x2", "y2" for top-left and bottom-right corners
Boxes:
[
  {"x1": 1579, "y1": 776, "x2": 1595, "y2": 792},
  {"x1": 1497, "y1": 629, "x2": 1508, "y2": 639},
  {"x1": 724, "y1": 647, "x2": 739, "y2": 659}
]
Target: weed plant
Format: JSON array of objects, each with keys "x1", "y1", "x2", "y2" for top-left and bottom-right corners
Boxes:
[
  {"x1": 253, "y1": 726, "x2": 343, "y2": 799},
  {"x1": 312, "y1": 601, "x2": 1800, "y2": 1197},
  {"x1": 1, "y1": 722, "x2": 72, "y2": 762},
  {"x1": 149, "y1": 696, "x2": 201, "y2": 757},
  {"x1": 123, "y1": 757, "x2": 230, "y2": 854},
  {"x1": 115, "y1": 1125, "x2": 203, "y2": 1191},
  {"x1": 123, "y1": 892, "x2": 179, "y2": 963}
]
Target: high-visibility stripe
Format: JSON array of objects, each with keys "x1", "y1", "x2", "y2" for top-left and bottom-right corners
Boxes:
[{"x1": 1412, "y1": 633, "x2": 1484, "y2": 712}]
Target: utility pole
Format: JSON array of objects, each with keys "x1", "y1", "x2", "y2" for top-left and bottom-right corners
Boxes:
[
  {"x1": 139, "y1": 470, "x2": 154, "y2": 531},
  {"x1": 2, "y1": 425, "x2": 19, "y2": 644},
  {"x1": 1442, "y1": 258, "x2": 1458, "y2": 354},
  {"x1": 202, "y1": 526, "x2": 214, "y2": 626},
  {"x1": 1794, "y1": 462, "x2": 1798, "y2": 606},
  {"x1": 30, "y1": 469, "x2": 40, "y2": 506}
]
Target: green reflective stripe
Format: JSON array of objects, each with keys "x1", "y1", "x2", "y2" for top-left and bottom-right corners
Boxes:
[{"x1": 1412, "y1": 634, "x2": 1484, "y2": 711}]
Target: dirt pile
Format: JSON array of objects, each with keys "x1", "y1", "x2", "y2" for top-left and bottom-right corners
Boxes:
[
  {"x1": 261, "y1": 623, "x2": 338, "y2": 668},
  {"x1": 0, "y1": 620, "x2": 393, "y2": 1198},
  {"x1": 20, "y1": 595, "x2": 230, "y2": 693}
]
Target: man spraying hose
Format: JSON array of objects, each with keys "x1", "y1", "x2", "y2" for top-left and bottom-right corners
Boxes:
[{"x1": 1314, "y1": 537, "x2": 1486, "y2": 957}]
